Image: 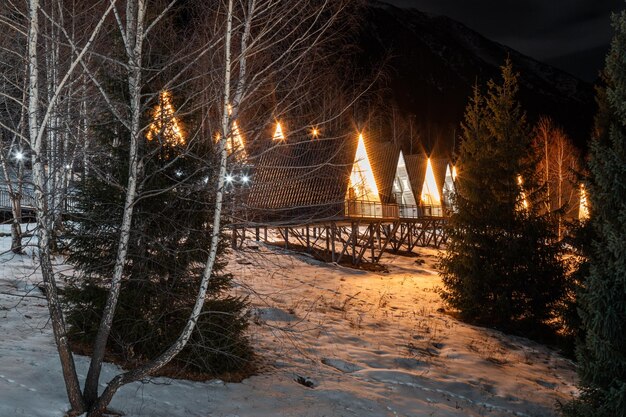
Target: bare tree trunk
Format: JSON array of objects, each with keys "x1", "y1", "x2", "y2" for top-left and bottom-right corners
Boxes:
[
  {"x1": 26, "y1": 0, "x2": 85, "y2": 412},
  {"x1": 83, "y1": 0, "x2": 146, "y2": 406}
]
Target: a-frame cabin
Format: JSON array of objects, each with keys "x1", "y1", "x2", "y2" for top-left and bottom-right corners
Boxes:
[{"x1": 392, "y1": 151, "x2": 419, "y2": 218}]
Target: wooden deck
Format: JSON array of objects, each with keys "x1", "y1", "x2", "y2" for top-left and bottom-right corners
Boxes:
[{"x1": 231, "y1": 202, "x2": 449, "y2": 265}]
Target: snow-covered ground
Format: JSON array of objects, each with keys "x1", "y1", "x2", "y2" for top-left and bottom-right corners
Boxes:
[{"x1": 0, "y1": 225, "x2": 577, "y2": 417}]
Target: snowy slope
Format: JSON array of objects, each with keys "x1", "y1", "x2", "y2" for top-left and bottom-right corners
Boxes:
[{"x1": 0, "y1": 227, "x2": 577, "y2": 417}]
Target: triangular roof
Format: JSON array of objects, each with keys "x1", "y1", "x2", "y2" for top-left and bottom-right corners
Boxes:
[
  {"x1": 363, "y1": 137, "x2": 401, "y2": 204},
  {"x1": 348, "y1": 134, "x2": 381, "y2": 202},
  {"x1": 246, "y1": 135, "x2": 356, "y2": 224},
  {"x1": 246, "y1": 133, "x2": 406, "y2": 223},
  {"x1": 393, "y1": 150, "x2": 418, "y2": 206},
  {"x1": 404, "y1": 153, "x2": 428, "y2": 201},
  {"x1": 403, "y1": 154, "x2": 451, "y2": 205},
  {"x1": 431, "y1": 158, "x2": 449, "y2": 198}
]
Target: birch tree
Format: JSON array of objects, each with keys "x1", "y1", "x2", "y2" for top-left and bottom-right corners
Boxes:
[
  {"x1": 532, "y1": 116, "x2": 582, "y2": 237},
  {"x1": 0, "y1": 4, "x2": 29, "y2": 253},
  {"x1": 3, "y1": 0, "x2": 351, "y2": 415}
]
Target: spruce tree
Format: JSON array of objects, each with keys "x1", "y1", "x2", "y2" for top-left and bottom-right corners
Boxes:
[
  {"x1": 63, "y1": 94, "x2": 252, "y2": 376},
  {"x1": 439, "y1": 60, "x2": 567, "y2": 329},
  {"x1": 563, "y1": 10, "x2": 626, "y2": 417}
]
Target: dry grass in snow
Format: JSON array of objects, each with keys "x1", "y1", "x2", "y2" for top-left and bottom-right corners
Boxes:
[{"x1": 0, "y1": 226, "x2": 577, "y2": 417}]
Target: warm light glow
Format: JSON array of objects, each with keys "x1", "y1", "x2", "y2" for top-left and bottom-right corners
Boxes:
[
  {"x1": 228, "y1": 121, "x2": 246, "y2": 157},
  {"x1": 517, "y1": 175, "x2": 528, "y2": 210},
  {"x1": 348, "y1": 133, "x2": 380, "y2": 202},
  {"x1": 215, "y1": 122, "x2": 246, "y2": 159},
  {"x1": 146, "y1": 91, "x2": 185, "y2": 146},
  {"x1": 452, "y1": 165, "x2": 458, "y2": 181},
  {"x1": 273, "y1": 122, "x2": 285, "y2": 141},
  {"x1": 421, "y1": 158, "x2": 441, "y2": 206},
  {"x1": 311, "y1": 127, "x2": 319, "y2": 138},
  {"x1": 579, "y1": 184, "x2": 590, "y2": 221}
]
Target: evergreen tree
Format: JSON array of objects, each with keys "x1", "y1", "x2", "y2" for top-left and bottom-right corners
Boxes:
[
  {"x1": 563, "y1": 10, "x2": 626, "y2": 417},
  {"x1": 439, "y1": 60, "x2": 567, "y2": 329},
  {"x1": 63, "y1": 93, "x2": 252, "y2": 376}
]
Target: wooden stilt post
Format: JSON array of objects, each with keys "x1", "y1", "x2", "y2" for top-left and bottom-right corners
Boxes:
[
  {"x1": 255, "y1": 227, "x2": 260, "y2": 242},
  {"x1": 331, "y1": 224, "x2": 336, "y2": 262},
  {"x1": 306, "y1": 225, "x2": 310, "y2": 251},
  {"x1": 351, "y1": 221, "x2": 357, "y2": 264},
  {"x1": 371, "y1": 223, "x2": 376, "y2": 262},
  {"x1": 325, "y1": 226, "x2": 329, "y2": 253}
]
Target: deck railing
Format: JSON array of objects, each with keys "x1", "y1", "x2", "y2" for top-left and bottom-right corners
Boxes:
[
  {"x1": 345, "y1": 200, "x2": 399, "y2": 219},
  {"x1": 0, "y1": 188, "x2": 78, "y2": 214},
  {"x1": 399, "y1": 205, "x2": 420, "y2": 219},
  {"x1": 0, "y1": 188, "x2": 35, "y2": 210},
  {"x1": 420, "y1": 204, "x2": 444, "y2": 217},
  {"x1": 345, "y1": 200, "x2": 447, "y2": 220}
]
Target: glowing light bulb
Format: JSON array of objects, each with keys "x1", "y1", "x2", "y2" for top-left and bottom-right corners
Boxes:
[
  {"x1": 273, "y1": 122, "x2": 285, "y2": 141},
  {"x1": 15, "y1": 151, "x2": 24, "y2": 161}
]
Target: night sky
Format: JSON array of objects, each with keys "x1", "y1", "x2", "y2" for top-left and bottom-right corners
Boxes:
[{"x1": 384, "y1": 0, "x2": 625, "y2": 82}]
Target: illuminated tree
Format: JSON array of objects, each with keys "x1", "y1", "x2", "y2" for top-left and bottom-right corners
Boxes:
[{"x1": 146, "y1": 91, "x2": 186, "y2": 147}]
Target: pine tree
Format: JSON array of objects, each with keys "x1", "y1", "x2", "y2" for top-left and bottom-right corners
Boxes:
[
  {"x1": 439, "y1": 60, "x2": 567, "y2": 329},
  {"x1": 63, "y1": 93, "x2": 252, "y2": 376},
  {"x1": 563, "y1": 10, "x2": 626, "y2": 417}
]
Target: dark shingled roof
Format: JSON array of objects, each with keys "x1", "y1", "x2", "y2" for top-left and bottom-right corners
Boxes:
[
  {"x1": 245, "y1": 135, "x2": 357, "y2": 224},
  {"x1": 404, "y1": 153, "x2": 428, "y2": 201},
  {"x1": 431, "y1": 158, "x2": 449, "y2": 197},
  {"x1": 365, "y1": 138, "x2": 400, "y2": 204},
  {"x1": 244, "y1": 133, "x2": 408, "y2": 224}
]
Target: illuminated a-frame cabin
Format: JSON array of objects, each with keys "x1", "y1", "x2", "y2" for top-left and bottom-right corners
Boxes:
[{"x1": 245, "y1": 130, "x2": 454, "y2": 225}]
